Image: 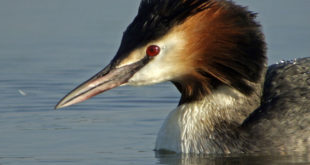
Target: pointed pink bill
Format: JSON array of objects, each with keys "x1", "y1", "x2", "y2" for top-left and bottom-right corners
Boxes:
[{"x1": 55, "y1": 58, "x2": 147, "y2": 109}]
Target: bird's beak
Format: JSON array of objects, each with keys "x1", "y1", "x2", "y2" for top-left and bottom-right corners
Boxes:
[{"x1": 55, "y1": 57, "x2": 148, "y2": 109}]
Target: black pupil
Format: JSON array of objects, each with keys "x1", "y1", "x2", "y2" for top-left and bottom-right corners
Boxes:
[{"x1": 150, "y1": 47, "x2": 156, "y2": 53}]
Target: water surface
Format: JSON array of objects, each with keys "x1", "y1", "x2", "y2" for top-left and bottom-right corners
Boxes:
[{"x1": 1, "y1": 0, "x2": 310, "y2": 164}]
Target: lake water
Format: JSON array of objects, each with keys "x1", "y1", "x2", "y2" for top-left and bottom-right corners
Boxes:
[{"x1": 1, "y1": 0, "x2": 309, "y2": 164}]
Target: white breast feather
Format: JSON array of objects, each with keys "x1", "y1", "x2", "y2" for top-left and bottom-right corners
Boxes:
[{"x1": 155, "y1": 86, "x2": 243, "y2": 153}]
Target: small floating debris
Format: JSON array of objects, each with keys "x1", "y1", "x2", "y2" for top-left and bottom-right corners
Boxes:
[{"x1": 18, "y1": 89, "x2": 27, "y2": 96}]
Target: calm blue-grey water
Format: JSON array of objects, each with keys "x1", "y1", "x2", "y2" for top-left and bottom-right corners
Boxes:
[{"x1": 0, "y1": 0, "x2": 310, "y2": 164}]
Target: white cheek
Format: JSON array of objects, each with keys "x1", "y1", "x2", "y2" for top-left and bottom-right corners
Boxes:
[
  {"x1": 128, "y1": 54, "x2": 180, "y2": 86},
  {"x1": 127, "y1": 31, "x2": 186, "y2": 86}
]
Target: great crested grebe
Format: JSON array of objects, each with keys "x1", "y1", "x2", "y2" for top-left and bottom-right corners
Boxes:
[{"x1": 55, "y1": 0, "x2": 310, "y2": 154}]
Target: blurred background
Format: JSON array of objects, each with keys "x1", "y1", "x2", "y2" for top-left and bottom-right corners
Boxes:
[{"x1": 0, "y1": 0, "x2": 309, "y2": 164}]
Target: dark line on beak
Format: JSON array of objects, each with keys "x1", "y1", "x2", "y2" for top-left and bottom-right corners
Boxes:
[{"x1": 61, "y1": 79, "x2": 114, "y2": 107}]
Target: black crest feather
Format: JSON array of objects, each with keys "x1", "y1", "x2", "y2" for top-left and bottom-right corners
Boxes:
[{"x1": 113, "y1": 0, "x2": 212, "y2": 63}]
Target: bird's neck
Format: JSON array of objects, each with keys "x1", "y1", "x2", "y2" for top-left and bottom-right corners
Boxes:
[{"x1": 155, "y1": 85, "x2": 262, "y2": 154}]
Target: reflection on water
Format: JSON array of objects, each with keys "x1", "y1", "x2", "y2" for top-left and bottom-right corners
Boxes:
[
  {"x1": 156, "y1": 153, "x2": 310, "y2": 165},
  {"x1": 0, "y1": 0, "x2": 310, "y2": 164}
]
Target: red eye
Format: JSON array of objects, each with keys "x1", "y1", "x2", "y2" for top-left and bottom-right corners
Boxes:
[{"x1": 146, "y1": 45, "x2": 160, "y2": 57}]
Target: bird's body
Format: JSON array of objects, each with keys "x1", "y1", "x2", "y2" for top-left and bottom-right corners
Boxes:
[
  {"x1": 56, "y1": 0, "x2": 310, "y2": 154},
  {"x1": 157, "y1": 58, "x2": 310, "y2": 154},
  {"x1": 156, "y1": 86, "x2": 253, "y2": 153}
]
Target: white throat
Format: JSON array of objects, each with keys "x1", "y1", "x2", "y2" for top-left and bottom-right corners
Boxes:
[{"x1": 155, "y1": 86, "x2": 255, "y2": 154}]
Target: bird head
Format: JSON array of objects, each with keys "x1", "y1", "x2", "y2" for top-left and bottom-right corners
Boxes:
[{"x1": 55, "y1": 0, "x2": 266, "y2": 109}]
